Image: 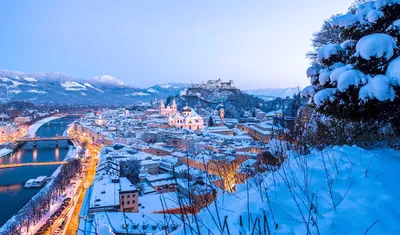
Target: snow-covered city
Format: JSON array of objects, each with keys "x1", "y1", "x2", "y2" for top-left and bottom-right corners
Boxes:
[{"x1": 1, "y1": 0, "x2": 400, "y2": 234}]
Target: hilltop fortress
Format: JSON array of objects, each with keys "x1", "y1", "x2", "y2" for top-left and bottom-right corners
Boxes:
[
  {"x1": 192, "y1": 78, "x2": 235, "y2": 90},
  {"x1": 181, "y1": 79, "x2": 239, "y2": 97}
]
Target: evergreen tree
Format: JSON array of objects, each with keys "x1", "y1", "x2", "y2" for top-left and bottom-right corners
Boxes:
[
  {"x1": 251, "y1": 108, "x2": 257, "y2": 117},
  {"x1": 306, "y1": 15, "x2": 342, "y2": 61},
  {"x1": 208, "y1": 116, "x2": 214, "y2": 127},
  {"x1": 302, "y1": 0, "x2": 400, "y2": 121},
  {"x1": 166, "y1": 96, "x2": 174, "y2": 105}
]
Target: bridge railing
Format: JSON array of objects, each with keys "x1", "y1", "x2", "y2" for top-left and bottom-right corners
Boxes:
[
  {"x1": 0, "y1": 161, "x2": 67, "y2": 169},
  {"x1": 16, "y1": 137, "x2": 72, "y2": 142}
]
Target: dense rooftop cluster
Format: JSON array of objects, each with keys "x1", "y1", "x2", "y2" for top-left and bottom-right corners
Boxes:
[{"x1": 75, "y1": 103, "x2": 287, "y2": 234}]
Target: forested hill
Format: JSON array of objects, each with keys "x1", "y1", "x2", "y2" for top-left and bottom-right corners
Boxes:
[{"x1": 171, "y1": 86, "x2": 300, "y2": 118}]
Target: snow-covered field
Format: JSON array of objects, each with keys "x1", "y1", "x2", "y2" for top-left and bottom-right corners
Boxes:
[
  {"x1": 129, "y1": 91, "x2": 151, "y2": 96},
  {"x1": 173, "y1": 145, "x2": 400, "y2": 234},
  {"x1": 61, "y1": 81, "x2": 87, "y2": 91},
  {"x1": 83, "y1": 82, "x2": 104, "y2": 92},
  {"x1": 27, "y1": 89, "x2": 47, "y2": 94}
]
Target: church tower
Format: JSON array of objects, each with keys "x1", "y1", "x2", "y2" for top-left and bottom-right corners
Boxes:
[
  {"x1": 182, "y1": 103, "x2": 191, "y2": 116},
  {"x1": 152, "y1": 98, "x2": 158, "y2": 109},
  {"x1": 219, "y1": 104, "x2": 225, "y2": 119},
  {"x1": 171, "y1": 99, "x2": 177, "y2": 110},
  {"x1": 160, "y1": 99, "x2": 165, "y2": 110},
  {"x1": 197, "y1": 102, "x2": 201, "y2": 115}
]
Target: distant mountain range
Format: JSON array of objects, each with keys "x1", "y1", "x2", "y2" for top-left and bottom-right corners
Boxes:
[
  {"x1": 0, "y1": 69, "x2": 298, "y2": 105},
  {"x1": 245, "y1": 87, "x2": 300, "y2": 100},
  {"x1": 0, "y1": 69, "x2": 188, "y2": 105}
]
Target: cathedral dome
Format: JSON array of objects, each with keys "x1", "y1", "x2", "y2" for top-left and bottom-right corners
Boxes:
[{"x1": 182, "y1": 104, "x2": 191, "y2": 112}]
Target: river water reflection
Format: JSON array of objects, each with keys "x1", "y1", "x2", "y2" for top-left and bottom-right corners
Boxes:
[{"x1": 0, "y1": 116, "x2": 77, "y2": 226}]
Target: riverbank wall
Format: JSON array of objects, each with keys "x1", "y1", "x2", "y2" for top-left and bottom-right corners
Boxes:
[{"x1": 0, "y1": 116, "x2": 78, "y2": 232}]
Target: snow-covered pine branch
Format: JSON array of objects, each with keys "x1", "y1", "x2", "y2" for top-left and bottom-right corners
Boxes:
[{"x1": 302, "y1": 0, "x2": 400, "y2": 120}]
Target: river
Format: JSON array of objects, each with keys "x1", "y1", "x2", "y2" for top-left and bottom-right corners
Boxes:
[{"x1": 0, "y1": 116, "x2": 78, "y2": 226}]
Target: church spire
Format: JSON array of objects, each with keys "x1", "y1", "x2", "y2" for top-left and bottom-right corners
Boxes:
[
  {"x1": 171, "y1": 99, "x2": 177, "y2": 110},
  {"x1": 160, "y1": 99, "x2": 165, "y2": 109}
]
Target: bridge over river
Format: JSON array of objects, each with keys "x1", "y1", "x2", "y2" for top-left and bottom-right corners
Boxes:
[
  {"x1": 16, "y1": 136, "x2": 74, "y2": 147},
  {"x1": 0, "y1": 115, "x2": 79, "y2": 226},
  {"x1": 16, "y1": 136, "x2": 72, "y2": 142},
  {"x1": 0, "y1": 161, "x2": 67, "y2": 169}
]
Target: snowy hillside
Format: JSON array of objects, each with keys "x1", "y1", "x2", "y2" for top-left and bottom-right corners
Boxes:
[
  {"x1": 245, "y1": 87, "x2": 300, "y2": 100},
  {"x1": 177, "y1": 85, "x2": 282, "y2": 118},
  {"x1": 173, "y1": 145, "x2": 400, "y2": 234},
  {"x1": 61, "y1": 81, "x2": 87, "y2": 91},
  {"x1": 90, "y1": 75, "x2": 126, "y2": 86}
]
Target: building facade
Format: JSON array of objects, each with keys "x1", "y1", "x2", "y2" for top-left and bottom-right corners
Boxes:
[
  {"x1": 160, "y1": 99, "x2": 178, "y2": 117},
  {"x1": 168, "y1": 105, "x2": 204, "y2": 130}
]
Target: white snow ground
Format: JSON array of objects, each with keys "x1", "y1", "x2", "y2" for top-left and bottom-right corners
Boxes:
[
  {"x1": 172, "y1": 145, "x2": 400, "y2": 235},
  {"x1": 61, "y1": 81, "x2": 87, "y2": 91},
  {"x1": 27, "y1": 116, "x2": 60, "y2": 137}
]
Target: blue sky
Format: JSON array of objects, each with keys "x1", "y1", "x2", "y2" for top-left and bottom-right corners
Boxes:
[{"x1": 0, "y1": 0, "x2": 352, "y2": 89}]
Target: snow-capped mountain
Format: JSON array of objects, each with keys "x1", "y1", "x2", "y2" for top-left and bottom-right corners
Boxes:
[
  {"x1": 89, "y1": 75, "x2": 126, "y2": 87},
  {"x1": 245, "y1": 87, "x2": 300, "y2": 100},
  {"x1": 0, "y1": 70, "x2": 185, "y2": 104}
]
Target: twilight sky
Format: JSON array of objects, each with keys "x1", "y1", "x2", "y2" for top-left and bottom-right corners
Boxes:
[{"x1": 0, "y1": 0, "x2": 352, "y2": 89}]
